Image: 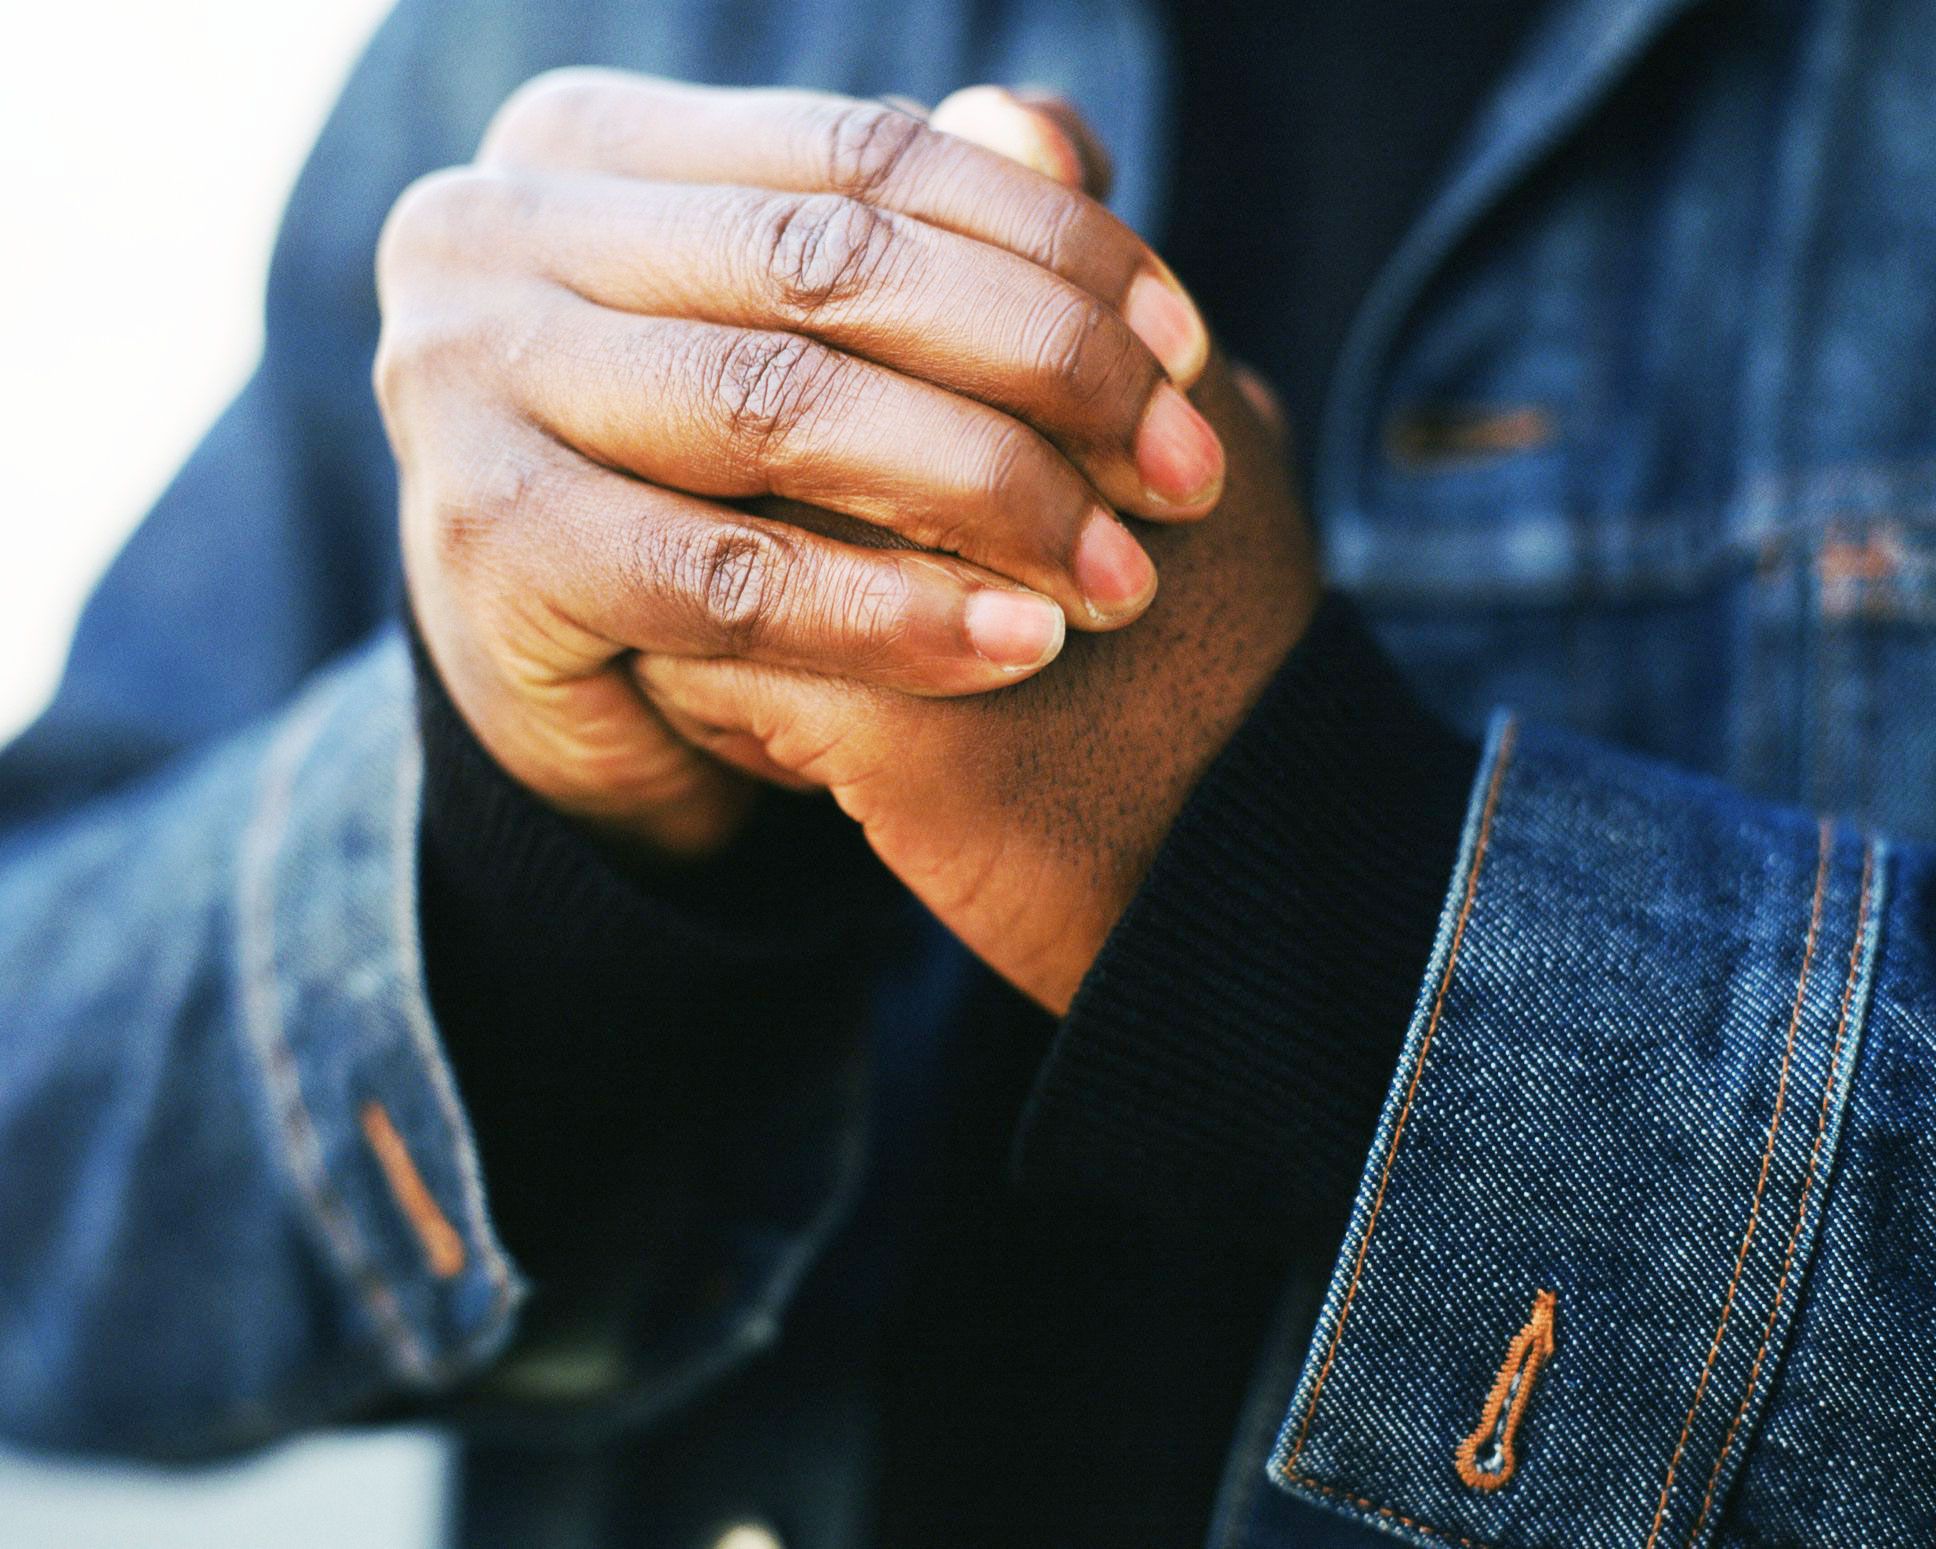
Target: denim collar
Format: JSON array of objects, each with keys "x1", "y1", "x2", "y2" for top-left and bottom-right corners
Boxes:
[{"x1": 1311, "y1": 0, "x2": 1706, "y2": 526}]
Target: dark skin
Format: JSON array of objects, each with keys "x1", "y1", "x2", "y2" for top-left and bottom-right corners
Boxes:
[
  {"x1": 644, "y1": 341, "x2": 1316, "y2": 1011},
  {"x1": 380, "y1": 73, "x2": 1319, "y2": 1012}
]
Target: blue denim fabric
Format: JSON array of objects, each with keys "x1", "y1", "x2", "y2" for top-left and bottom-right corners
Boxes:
[
  {"x1": 6, "y1": 0, "x2": 1936, "y2": 1542},
  {"x1": 0, "y1": 640, "x2": 520, "y2": 1456},
  {"x1": 1256, "y1": 719, "x2": 1895, "y2": 1547}
]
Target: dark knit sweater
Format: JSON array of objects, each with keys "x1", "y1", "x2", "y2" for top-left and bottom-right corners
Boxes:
[
  {"x1": 415, "y1": 1, "x2": 1542, "y2": 1536},
  {"x1": 415, "y1": 596, "x2": 1476, "y2": 1542}
]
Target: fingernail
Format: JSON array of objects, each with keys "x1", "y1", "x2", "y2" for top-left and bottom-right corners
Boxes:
[
  {"x1": 1073, "y1": 509, "x2": 1156, "y2": 621},
  {"x1": 1123, "y1": 265, "x2": 1209, "y2": 385},
  {"x1": 1136, "y1": 383, "x2": 1225, "y2": 509},
  {"x1": 964, "y1": 588, "x2": 1066, "y2": 671}
]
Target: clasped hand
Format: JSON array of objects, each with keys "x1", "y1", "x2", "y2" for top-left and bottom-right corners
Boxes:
[{"x1": 379, "y1": 71, "x2": 1318, "y2": 1013}]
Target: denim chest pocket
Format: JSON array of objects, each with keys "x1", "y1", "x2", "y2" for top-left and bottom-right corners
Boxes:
[
  {"x1": 1335, "y1": 453, "x2": 1936, "y2": 845},
  {"x1": 1313, "y1": 0, "x2": 1936, "y2": 843}
]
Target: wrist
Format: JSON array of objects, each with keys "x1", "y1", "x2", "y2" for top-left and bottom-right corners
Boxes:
[
  {"x1": 1016, "y1": 591, "x2": 1479, "y2": 1251},
  {"x1": 1033, "y1": 577, "x2": 1319, "y2": 1015}
]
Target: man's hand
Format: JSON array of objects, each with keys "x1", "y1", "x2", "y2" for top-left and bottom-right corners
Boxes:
[
  {"x1": 640, "y1": 335, "x2": 1319, "y2": 1012},
  {"x1": 376, "y1": 71, "x2": 1222, "y2": 856}
]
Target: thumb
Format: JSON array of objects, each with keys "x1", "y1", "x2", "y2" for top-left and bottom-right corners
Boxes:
[{"x1": 928, "y1": 84, "x2": 1111, "y2": 199}]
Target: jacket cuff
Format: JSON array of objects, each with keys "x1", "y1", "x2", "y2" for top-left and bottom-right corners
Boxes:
[
  {"x1": 235, "y1": 631, "x2": 525, "y2": 1395},
  {"x1": 1015, "y1": 592, "x2": 1478, "y2": 1256},
  {"x1": 1259, "y1": 716, "x2": 1886, "y2": 1548}
]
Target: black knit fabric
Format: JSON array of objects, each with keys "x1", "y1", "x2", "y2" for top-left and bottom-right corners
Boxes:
[
  {"x1": 413, "y1": 597, "x2": 1474, "y2": 1273},
  {"x1": 410, "y1": 626, "x2": 905, "y2": 1279},
  {"x1": 411, "y1": 594, "x2": 1476, "y2": 1544},
  {"x1": 1016, "y1": 593, "x2": 1479, "y2": 1254}
]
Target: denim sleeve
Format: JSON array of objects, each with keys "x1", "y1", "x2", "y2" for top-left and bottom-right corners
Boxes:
[
  {"x1": 0, "y1": 0, "x2": 880, "y2": 1461},
  {"x1": 1250, "y1": 714, "x2": 1936, "y2": 1547},
  {"x1": 0, "y1": 636, "x2": 530, "y2": 1458}
]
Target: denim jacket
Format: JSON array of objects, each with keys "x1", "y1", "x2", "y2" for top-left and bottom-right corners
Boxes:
[{"x1": 3, "y1": 0, "x2": 1935, "y2": 1544}]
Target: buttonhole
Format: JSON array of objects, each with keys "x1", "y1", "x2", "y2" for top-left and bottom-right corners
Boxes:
[
  {"x1": 360, "y1": 1100, "x2": 467, "y2": 1279},
  {"x1": 1454, "y1": 1287, "x2": 1557, "y2": 1492},
  {"x1": 1387, "y1": 404, "x2": 1556, "y2": 469}
]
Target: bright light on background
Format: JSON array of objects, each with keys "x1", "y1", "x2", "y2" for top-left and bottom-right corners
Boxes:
[
  {"x1": 0, "y1": 2, "x2": 449, "y2": 1544},
  {"x1": 0, "y1": 0, "x2": 391, "y2": 738}
]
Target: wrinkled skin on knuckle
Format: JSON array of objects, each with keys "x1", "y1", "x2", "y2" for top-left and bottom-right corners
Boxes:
[
  {"x1": 1027, "y1": 290, "x2": 1137, "y2": 419},
  {"x1": 1030, "y1": 197, "x2": 1145, "y2": 310},
  {"x1": 1019, "y1": 191, "x2": 1095, "y2": 283},
  {"x1": 830, "y1": 558, "x2": 915, "y2": 668},
  {"x1": 914, "y1": 419, "x2": 1057, "y2": 571},
  {"x1": 378, "y1": 279, "x2": 522, "y2": 546},
  {"x1": 961, "y1": 419, "x2": 1046, "y2": 523},
  {"x1": 424, "y1": 482, "x2": 497, "y2": 583},
  {"x1": 426, "y1": 437, "x2": 563, "y2": 586},
  {"x1": 821, "y1": 100, "x2": 926, "y2": 202},
  {"x1": 761, "y1": 193, "x2": 903, "y2": 317},
  {"x1": 675, "y1": 527, "x2": 795, "y2": 656},
  {"x1": 372, "y1": 283, "x2": 524, "y2": 447},
  {"x1": 710, "y1": 330, "x2": 841, "y2": 468}
]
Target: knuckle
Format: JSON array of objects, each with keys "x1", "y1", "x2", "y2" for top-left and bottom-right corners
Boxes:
[
  {"x1": 759, "y1": 192, "x2": 901, "y2": 315},
  {"x1": 370, "y1": 327, "x2": 410, "y2": 420},
  {"x1": 964, "y1": 419, "x2": 1040, "y2": 514},
  {"x1": 377, "y1": 167, "x2": 469, "y2": 278},
  {"x1": 1024, "y1": 192, "x2": 1095, "y2": 279},
  {"x1": 1027, "y1": 290, "x2": 1138, "y2": 414},
  {"x1": 371, "y1": 295, "x2": 514, "y2": 426},
  {"x1": 370, "y1": 312, "x2": 451, "y2": 430},
  {"x1": 821, "y1": 101, "x2": 926, "y2": 202},
  {"x1": 412, "y1": 453, "x2": 514, "y2": 580},
  {"x1": 686, "y1": 528, "x2": 796, "y2": 655},
  {"x1": 378, "y1": 167, "x2": 538, "y2": 283},
  {"x1": 467, "y1": 440, "x2": 562, "y2": 526},
  {"x1": 710, "y1": 330, "x2": 844, "y2": 464},
  {"x1": 428, "y1": 489, "x2": 495, "y2": 577},
  {"x1": 480, "y1": 66, "x2": 610, "y2": 162},
  {"x1": 374, "y1": 170, "x2": 548, "y2": 421},
  {"x1": 838, "y1": 563, "x2": 915, "y2": 665},
  {"x1": 425, "y1": 442, "x2": 561, "y2": 577}
]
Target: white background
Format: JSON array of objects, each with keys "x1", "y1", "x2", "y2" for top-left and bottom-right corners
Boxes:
[
  {"x1": 0, "y1": 1, "x2": 448, "y2": 1543},
  {"x1": 1, "y1": 0, "x2": 392, "y2": 738}
]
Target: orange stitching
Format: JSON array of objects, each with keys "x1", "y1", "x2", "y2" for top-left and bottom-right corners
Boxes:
[
  {"x1": 1282, "y1": 720, "x2": 1518, "y2": 1473},
  {"x1": 1454, "y1": 1288, "x2": 1558, "y2": 1491},
  {"x1": 1386, "y1": 404, "x2": 1556, "y2": 467},
  {"x1": 1642, "y1": 820, "x2": 1834, "y2": 1547},
  {"x1": 1683, "y1": 841, "x2": 1876, "y2": 1547},
  {"x1": 1282, "y1": 1473, "x2": 1495, "y2": 1549},
  {"x1": 360, "y1": 1100, "x2": 467, "y2": 1279}
]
